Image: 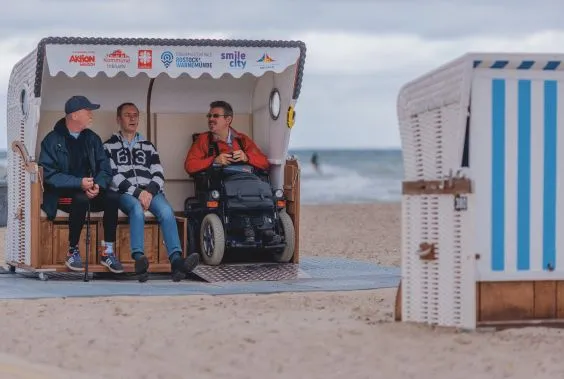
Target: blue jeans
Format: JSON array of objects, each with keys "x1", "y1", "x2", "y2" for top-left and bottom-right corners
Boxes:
[{"x1": 119, "y1": 192, "x2": 181, "y2": 259}]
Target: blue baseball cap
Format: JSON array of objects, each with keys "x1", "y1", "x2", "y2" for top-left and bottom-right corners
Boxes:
[{"x1": 64, "y1": 95, "x2": 100, "y2": 115}]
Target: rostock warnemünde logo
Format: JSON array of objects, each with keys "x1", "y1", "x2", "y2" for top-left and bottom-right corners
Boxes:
[{"x1": 161, "y1": 51, "x2": 174, "y2": 68}]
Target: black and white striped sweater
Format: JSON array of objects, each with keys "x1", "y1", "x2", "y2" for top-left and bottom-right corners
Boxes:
[{"x1": 103, "y1": 132, "x2": 165, "y2": 197}]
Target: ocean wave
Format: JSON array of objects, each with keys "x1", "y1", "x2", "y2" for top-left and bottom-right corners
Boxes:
[{"x1": 298, "y1": 158, "x2": 402, "y2": 204}]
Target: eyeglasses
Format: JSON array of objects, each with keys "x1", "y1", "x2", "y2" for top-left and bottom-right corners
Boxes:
[{"x1": 206, "y1": 113, "x2": 230, "y2": 119}]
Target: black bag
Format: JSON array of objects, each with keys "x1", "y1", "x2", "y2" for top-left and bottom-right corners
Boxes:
[{"x1": 223, "y1": 172, "x2": 273, "y2": 210}]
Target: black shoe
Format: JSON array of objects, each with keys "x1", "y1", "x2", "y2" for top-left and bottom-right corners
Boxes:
[
  {"x1": 134, "y1": 255, "x2": 149, "y2": 283},
  {"x1": 262, "y1": 230, "x2": 281, "y2": 244},
  {"x1": 171, "y1": 253, "x2": 200, "y2": 282}
]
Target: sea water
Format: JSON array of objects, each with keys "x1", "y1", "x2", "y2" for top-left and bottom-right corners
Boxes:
[{"x1": 288, "y1": 149, "x2": 403, "y2": 204}]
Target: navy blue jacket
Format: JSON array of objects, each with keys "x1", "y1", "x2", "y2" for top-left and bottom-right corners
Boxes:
[{"x1": 38, "y1": 118, "x2": 112, "y2": 220}]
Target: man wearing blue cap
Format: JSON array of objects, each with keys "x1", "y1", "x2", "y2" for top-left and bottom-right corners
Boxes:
[{"x1": 38, "y1": 95, "x2": 123, "y2": 274}]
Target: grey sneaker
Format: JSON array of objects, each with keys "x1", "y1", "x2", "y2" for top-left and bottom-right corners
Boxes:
[
  {"x1": 99, "y1": 243, "x2": 124, "y2": 274},
  {"x1": 65, "y1": 247, "x2": 84, "y2": 272},
  {"x1": 100, "y1": 254, "x2": 124, "y2": 274}
]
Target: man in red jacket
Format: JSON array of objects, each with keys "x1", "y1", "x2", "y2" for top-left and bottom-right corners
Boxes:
[{"x1": 184, "y1": 100, "x2": 270, "y2": 175}]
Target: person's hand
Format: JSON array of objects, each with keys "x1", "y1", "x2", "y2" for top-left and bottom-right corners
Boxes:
[
  {"x1": 81, "y1": 177, "x2": 94, "y2": 191},
  {"x1": 231, "y1": 150, "x2": 248, "y2": 163},
  {"x1": 138, "y1": 190, "x2": 153, "y2": 211},
  {"x1": 86, "y1": 183, "x2": 99, "y2": 199},
  {"x1": 214, "y1": 153, "x2": 233, "y2": 166}
]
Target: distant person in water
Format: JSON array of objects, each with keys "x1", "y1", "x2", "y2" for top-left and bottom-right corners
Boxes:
[{"x1": 311, "y1": 152, "x2": 321, "y2": 174}]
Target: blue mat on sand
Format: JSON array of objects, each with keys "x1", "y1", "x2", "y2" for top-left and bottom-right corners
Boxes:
[{"x1": 0, "y1": 257, "x2": 401, "y2": 300}]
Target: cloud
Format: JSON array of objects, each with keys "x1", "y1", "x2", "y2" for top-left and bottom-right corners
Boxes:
[
  {"x1": 1, "y1": 0, "x2": 562, "y2": 40},
  {"x1": 2, "y1": 1, "x2": 564, "y2": 149},
  {"x1": 294, "y1": 30, "x2": 564, "y2": 76},
  {"x1": 289, "y1": 29, "x2": 564, "y2": 148},
  {"x1": 289, "y1": 71, "x2": 403, "y2": 149}
]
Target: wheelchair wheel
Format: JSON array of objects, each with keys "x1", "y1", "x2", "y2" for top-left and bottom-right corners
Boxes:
[
  {"x1": 200, "y1": 213, "x2": 226, "y2": 265},
  {"x1": 273, "y1": 210, "x2": 295, "y2": 263}
]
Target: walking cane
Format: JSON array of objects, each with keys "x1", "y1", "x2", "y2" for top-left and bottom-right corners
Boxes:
[
  {"x1": 84, "y1": 198, "x2": 90, "y2": 282},
  {"x1": 84, "y1": 148, "x2": 96, "y2": 282}
]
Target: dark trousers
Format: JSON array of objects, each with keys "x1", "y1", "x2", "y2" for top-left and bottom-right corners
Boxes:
[{"x1": 57, "y1": 190, "x2": 119, "y2": 246}]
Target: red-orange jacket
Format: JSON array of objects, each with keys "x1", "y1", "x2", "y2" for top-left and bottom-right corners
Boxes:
[{"x1": 184, "y1": 129, "x2": 270, "y2": 175}]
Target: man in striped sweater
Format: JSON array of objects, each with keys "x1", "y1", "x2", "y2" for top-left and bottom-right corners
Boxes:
[{"x1": 104, "y1": 102, "x2": 199, "y2": 282}]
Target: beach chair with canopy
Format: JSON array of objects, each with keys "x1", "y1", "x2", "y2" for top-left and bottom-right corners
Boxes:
[{"x1": 6, "y1": 36, "x2": 305, "y2": 279}]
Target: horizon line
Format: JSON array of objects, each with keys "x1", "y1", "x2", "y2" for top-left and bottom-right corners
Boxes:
[
  {"x1": 0, "y1": 146, "x2": 402, "y2": 151},
  {"x1": 289, "y1": 146, "x2": 401, "y2": 151}
]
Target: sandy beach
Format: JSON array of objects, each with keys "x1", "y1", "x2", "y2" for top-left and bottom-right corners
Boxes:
[{"x1": 1, "y1": 203, "x2": 564, "y2": 379}]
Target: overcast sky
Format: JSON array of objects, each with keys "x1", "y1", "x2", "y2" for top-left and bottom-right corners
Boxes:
[{"x1": 1, "y1": 0, "x2": 564, "y2": 149}]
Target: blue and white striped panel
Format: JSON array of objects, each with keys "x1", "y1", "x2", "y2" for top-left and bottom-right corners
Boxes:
[
  {"x1": 474, "y1": 60, "x2": 563, "y2": 71},
  {"x1": 472, "y1": 74, "x2": 564, "y2": 279}
]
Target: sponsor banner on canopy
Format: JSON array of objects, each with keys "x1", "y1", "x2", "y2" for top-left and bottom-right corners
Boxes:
[{"x1": 46, "y1": 45, "x2": 300, "y2": 78}]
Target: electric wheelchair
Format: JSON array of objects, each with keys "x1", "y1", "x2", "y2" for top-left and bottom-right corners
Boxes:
[{"x1": 184, "y1": 134, "x2": 295, "y2": 266}]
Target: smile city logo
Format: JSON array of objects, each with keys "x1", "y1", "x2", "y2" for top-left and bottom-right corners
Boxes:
[{"x1": 220, "y1": 50, "x2": 247, "y2": 69}]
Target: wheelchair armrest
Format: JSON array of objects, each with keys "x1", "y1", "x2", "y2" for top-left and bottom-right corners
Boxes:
[
  {"x1": 190, "y1": 171, "x2": 207, "y2": 180},
  {"x1": 190, "y1": 165, "x2": 222, "y2": 178},
  {"x1": 254, "y1": 168, "x2": 269, "y2": 176},
  {"x1": 253, "y1": 168, "x2": 271, "y2": 182},
  {"x1": 191, "y1": 166, "x2": 225, "y2": 195}
]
